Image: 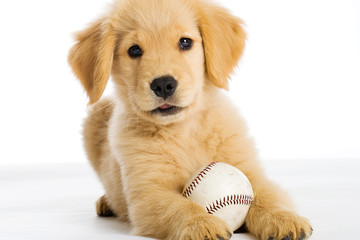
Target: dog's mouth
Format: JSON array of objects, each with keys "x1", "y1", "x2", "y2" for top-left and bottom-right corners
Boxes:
[{"x1": 151, "y1": 104, "x2": 183, "y2": 116}]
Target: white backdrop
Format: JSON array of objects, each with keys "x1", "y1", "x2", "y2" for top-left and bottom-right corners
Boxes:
[{"x1": 0, "y1": 0, "x2": 359, "y2": 165}]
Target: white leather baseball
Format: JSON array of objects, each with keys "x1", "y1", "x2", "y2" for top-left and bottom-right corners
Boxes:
[{"x1": 182, "y1": 162, "x2": 254, "y2": 232}]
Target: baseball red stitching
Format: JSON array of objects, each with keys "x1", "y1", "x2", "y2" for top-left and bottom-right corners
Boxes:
[
  {"x1": 182, "y1": 162, "x2": 218, "y2": 198},
  {"x1": 206, "y1": 194, "x2": 253, "y2": 214}
]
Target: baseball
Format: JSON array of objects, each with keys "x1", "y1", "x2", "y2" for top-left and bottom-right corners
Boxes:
[{"x1": 182, "y1": 162, "x2": 254, "y2": 232}]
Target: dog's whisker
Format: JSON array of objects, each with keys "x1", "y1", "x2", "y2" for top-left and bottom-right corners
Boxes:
[{"x1": 87, "y1": 102, "x2": 114, "y2": 117}]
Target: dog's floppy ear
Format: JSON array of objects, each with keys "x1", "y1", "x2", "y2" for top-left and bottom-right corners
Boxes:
[
  {"x1": 68, "y1": 18, "x2": 115, "y2": 104},
  {"x1": 197, "y1": 2, "x2": 246, "y2": 89}
]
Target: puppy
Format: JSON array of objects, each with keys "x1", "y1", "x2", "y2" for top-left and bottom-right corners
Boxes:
[{"x1": 68, "y1": 0, "x2": 312, "y2": 239}]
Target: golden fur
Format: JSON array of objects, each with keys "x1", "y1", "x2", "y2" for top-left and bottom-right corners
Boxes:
[{"x1": 68, "y1": 0, "x2": 312, "y2": 239}]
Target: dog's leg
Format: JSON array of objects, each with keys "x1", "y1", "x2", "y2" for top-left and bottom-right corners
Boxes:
[
  {"x1": 96, "y1": 195, "x2": 116, "y2": 217},
  {"x1": 83, "y1": 99, "x2": 131, "y2": 222},
  {"x1": 244, "y1": 181, "x2": 312, "y2": 240},
  {"x1": 132, "y1": 189, "x2": 232, "y2": 240},
  {"x1": 215, "y1": 136, "x2": 313, "y2": 240},
  {"x1": 118, "y1": 159, "x2": 232, "y2": 240},
  {"x1": 83, "y1": 98, "x2": 114, "y2": 173}
]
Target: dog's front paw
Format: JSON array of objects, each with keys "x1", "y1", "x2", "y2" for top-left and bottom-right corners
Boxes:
[
  {"x1": 247, "y1": 209, "x2": 312, "y2": 240},
  {"x1": 169, "y1": 214, "x2": 232, "y2": 240}
]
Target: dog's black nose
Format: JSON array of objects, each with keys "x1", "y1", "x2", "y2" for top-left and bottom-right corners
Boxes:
[{"x1": 150, "y1": 76, "x2": 178, "y2": 99}]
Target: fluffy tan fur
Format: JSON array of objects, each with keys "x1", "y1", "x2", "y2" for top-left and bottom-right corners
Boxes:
[{"x1": 68, "y1": 0, "x2": 312, "y2": 239}]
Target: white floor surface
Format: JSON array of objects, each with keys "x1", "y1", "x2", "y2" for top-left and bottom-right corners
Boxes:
[{"x1": 1, "y1": 159, "x2": 359, "y2": 239}]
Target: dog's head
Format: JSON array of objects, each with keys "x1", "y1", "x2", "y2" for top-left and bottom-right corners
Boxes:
[{"x1": 69, "y1": 0, "x2": 246, "y2": 125}]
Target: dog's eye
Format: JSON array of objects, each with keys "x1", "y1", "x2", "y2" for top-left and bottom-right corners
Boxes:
[
  {"x1": 128, "y1": 45, "x2": 143, "y2": 58},
  {"x1": 179, "y1": 38, "x2": 193, "y2": 51}
]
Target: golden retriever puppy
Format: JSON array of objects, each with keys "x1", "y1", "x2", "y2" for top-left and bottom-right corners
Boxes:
[{"x1": 68, "y1": 0, "x2": 312, "y2": 239}]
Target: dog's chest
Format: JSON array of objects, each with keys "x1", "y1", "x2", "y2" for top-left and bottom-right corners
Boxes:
[
  {"x1": 113, "y1": 115, "x2": 230, "y2": 192},
  {"x1": 168, "y1": 127, "x2": 224, "y2": 169}
]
